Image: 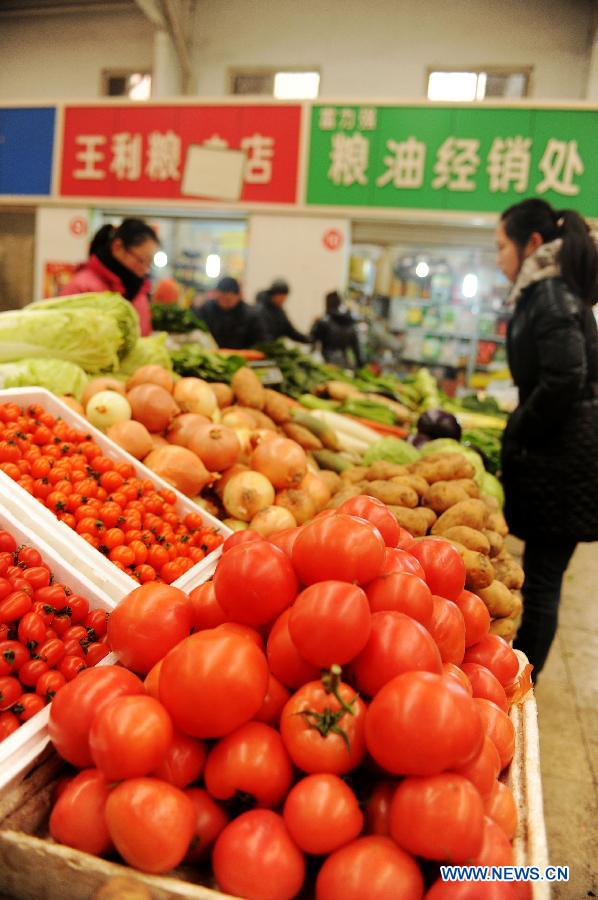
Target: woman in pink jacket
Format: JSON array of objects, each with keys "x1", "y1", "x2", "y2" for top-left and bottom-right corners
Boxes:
[{"x1": 61, "y1": 218, "x2": 159, "y2": 336}]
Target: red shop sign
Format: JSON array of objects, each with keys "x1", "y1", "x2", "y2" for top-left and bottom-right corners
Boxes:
[{"x1": 59, "y1": 104, "x2": 302, "y2": 204}]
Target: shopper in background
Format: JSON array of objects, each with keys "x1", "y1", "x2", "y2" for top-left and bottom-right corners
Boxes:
[
  {"x1": 497, "y1": 197, "x2": 598, "y2": 680},
  {"x1": 255, "y1": 279, "x2": 310, "y2": 343},
  {"x1": 195, "y1": 276, "x2": 265, "y2": 349},
  {"x1": 310, "y1": 291, "x2": 364, "y2": 369},
  {"x1": 60, "y1": 218, "x2": 158, "y2": 336}
]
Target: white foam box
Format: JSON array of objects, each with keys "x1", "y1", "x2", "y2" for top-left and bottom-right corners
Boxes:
[
  {"x1": 0, "y1": 492, "x2": 117, "y2": 794},
  {"x1": 0, "y1": 388, "x2": 230, "y2": 602}
]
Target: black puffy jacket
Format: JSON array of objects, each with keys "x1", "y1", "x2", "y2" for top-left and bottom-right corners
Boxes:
[{"x1": 501, "y1": 277, "x2": 598, "y2": 541}]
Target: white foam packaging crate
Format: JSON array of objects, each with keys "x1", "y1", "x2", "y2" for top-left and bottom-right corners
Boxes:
[
  {"x1": 0, "y1": 490, "x2": 117, "y2": 794},
  {"x1": 0, "y1": 388, "x2": 231, "y2": 602}
]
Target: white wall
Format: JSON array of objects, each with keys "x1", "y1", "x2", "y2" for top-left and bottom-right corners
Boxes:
[
  {"x1": 0, "y1": 10, "x2": 153, "y2": 101},
  {"x1": 34, "y1": 207, "x2": 90, "y2": 300},
  {"x1": 0, "y1": 0, "x2": 594, "y2": 102},
  {"x1": 245, "y1": 215, "x2": 350, "y2": 332}
]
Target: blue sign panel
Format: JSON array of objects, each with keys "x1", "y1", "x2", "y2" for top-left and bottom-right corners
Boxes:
[{"x1": 0, "y1": 107, "x2": 55, "y2": 195}]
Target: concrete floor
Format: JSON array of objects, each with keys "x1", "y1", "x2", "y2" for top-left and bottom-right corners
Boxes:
[{"x1": 532, "y1": 541, "x2": 598, "y2": 899}]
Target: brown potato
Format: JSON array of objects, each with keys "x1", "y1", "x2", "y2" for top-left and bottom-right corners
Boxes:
[
  {"x1": 365, "y1": 461, "x2": 410, "y2": 481},
  {"x1": 263, "y1": 388, "x2": 293, "y2": 424},
  {"x1": 363, "y1": 480, "x2": 419, "y2": 508},
  {"x1": 486, "y1": 511, "x2": 509, "y2": 537},
  {"x1": 492, "y1": 553, "x2": 525, "y2": 590},
  {"x1": 410, "y1": 452, "x2": 475, "y2": 483},
  {"x1": 483, "y1": 529, "x2": 505, "y2": 558},
  {"x1": 325, "y1": 485, "x2": 363, "y2": 508},
  {"x1": 481, "y1": 494, "x2": 501, "y2": 512},
  {"x1": 231, "y1": 366, "x2": 265, "y2": 409},
  {"x1": 317, "y1": 469, "x2": 343, "y2": 495},
  {"x1": 238, "y1": 406, "x2": 277, "y2": 430},
  {"x1": 389, "y1": 506, "x2": 437, "y2": 536},
  {"x1": 282, "y1": 422, "x2": 323, "y2": 450},
  {"x1": 463, "y1": 550, "x2": 495, "y2": 591},
  {"x1": 489, "y1": 616, "x2": 518, "y2": 641},
  {"x1": 431, "y1": 498, "x2": 489, "y2": 535},
  {"x1": 439, "y1": 526, "x2": 491, "y2": 555},
  {"x1": 341, "y1": 466, "x2": 371, "y2": 484},
  {"x1": 452, "y1": 478, "x2": 481, "y2": 498},
  {"x1": 478, "y1": 581, "x2": 519, "y2": 617},
  {"x1": 423, "y1": 481, "x2": 471, "y2": 513},
  {"x1": 210, "y1": 382, "x2": 234, "y2": 408},
  {"x1": 391, "y1": 474, "x2": 430, "y2": 498}
]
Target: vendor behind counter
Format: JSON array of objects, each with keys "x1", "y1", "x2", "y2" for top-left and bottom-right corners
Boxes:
[{"x1": 194, "y1": 277, "x2": 265, "y2": 349}]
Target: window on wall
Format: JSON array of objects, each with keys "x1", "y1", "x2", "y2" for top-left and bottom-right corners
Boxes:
[
  {"x1": 102, "y1": 70, "x2": 152, "y2": 100},
  {"x1": 426, "y1": 68, "x2": 531, "y2": 101},
  {"x1": 229, "y1": 68, "x2": 320, "y2": 99}
]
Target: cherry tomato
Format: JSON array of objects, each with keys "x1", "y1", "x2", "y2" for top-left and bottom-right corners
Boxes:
[
  {"x1": 58, "y1": 654, "x2": 87, "y2": 681},
  {"x1": 13, "y1": 692, "x2": 45, "y2": 722},
  {"x1": 0, "y1": 532, "x2": 17, "y2": 553},
  {"x1": 0, "y1": 640, "x2": 28, "y2": 676},
  {"x1": 21, "y1": 566, "x2": 51, "y2": 590},
  {"x1": 16, "y1": 547, "x2": 42, "y2": 568},
  {"x1": 292, "y1": 514, "x2": 385, "y2": 586},
  {"x1": 17, "y1": 611, "x2": 46, "y2": 649},
  {"x1": 84, "y1": 608, "x2": 108, "y2": 640},
  {"x1": 289, "y1": 581, "x2": 371, "y2": 668},
  {"x1": 283, "y1": 773, "x2": 364, "y2": 855},
  {"x1": 0, "y1": 710, "x2": 20, "y2": 740},
  {"x1": 0, "y1": 591, "x2": 32, "y2": 623},
  {"x1": 49, "y1": 768, "x2": 113, "y2": 856},
  {"x1": 34, "y1": 584, "x2": 68, "y2": 610},
  {"x1": 18, "y1": 658, "x2": 50, "y2": 689},
  {"x1": 105, "y1": 778, "x2": 196, "y2": 874},
  {"x1": 67, "y1": 594, "x2": 89, "y2": 624},
  {"x1": 85, "y1": 642, "x2": 110, "y2": 666},
  {"x1": 38, "y1": 638, "x2": 66, "y2": 668},
  {"x1": 315, "y1": 836, "x2": 423, "y2": 900},
  {"x1": 36, "y1": 669, "x2": 67, "y2": 702},
  {"x1": 0, "y1": 675, "x2": 22, "y2": 710}
]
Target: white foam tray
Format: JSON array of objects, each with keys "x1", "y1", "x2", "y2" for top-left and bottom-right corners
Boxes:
[
  {"x1": 0, "y1": 388, "x2": 230, "y2": 601},
  {"x1": 0, "y1": 493, "x2": 117, "y2": 792}
]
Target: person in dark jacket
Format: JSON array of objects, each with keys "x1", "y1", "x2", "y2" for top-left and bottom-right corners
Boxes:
[
  {"x1": 195, "y1": 276, "x2": 265, "y2": 349},
  {"x1": 255, "y1": 279, "x2": 310, "y2": 343},
  {"x1": 310, "y1": 291, "x2": 364, "y2": 368},
  {"x1": 497, "y1": 198, "x2": 598, "y2": 679}
]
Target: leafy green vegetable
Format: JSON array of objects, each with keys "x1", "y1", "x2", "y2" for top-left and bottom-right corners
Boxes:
[
  {"x1": 28, "y1": 292, "x2": 140, "y2": 358},
  {"x1": 116, "y1": 333, "x2": 173, "y2": 377},
  {"x1": 0, "y1": 358, "x2": 89, "y2": 400},
  {"x1": 150, "y1": 303, "x2": 209, "y2": 334},
  {"x1": 462, "y1": 428, "x2": 503, "y2": 475},
  {"x1": 0, "y1": 306, "x2": 123, "y2": 373},
  {"x1": 170, "y1": 345, "x2": 246, "y2": 382},
  {"x1": 481, "y1": 471, "x2": 505, "y2": 509},
  {"x1": 362, "y1": 437, "x2": 420, "y2": 466},
  {"x1": 459, "y1": 393, "x2": 508, "y2": 418},
  {"x1": 256, "y1": 340, "x2": 334, "y2": 398},
  {"x1": 339, "y1": 397, "x2": 397, "y2": 425}
]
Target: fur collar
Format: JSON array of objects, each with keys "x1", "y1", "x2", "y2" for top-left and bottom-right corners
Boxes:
[{"x1": 507, "y1": 239, "x2": 562, "y2": 306}]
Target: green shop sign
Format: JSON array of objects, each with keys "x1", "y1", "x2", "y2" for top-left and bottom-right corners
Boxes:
[{"x1": 306, "y1": 104, "x2": 598, "y2": 217}]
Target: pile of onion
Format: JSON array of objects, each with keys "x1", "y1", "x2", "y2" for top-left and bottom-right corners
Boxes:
[
  {"x1": 143, "y1": 445, "x2": 212, "y2": 497},
  {"x1": 249, "y1": 506, "x2": 296, "y2": 537},
  {"x1": 82, "y1": 377, "x2": 126, "y2": 409},
  {"x1": 86, "y1": 391, "x2": 132, "y2": 432},
  {"x1": 222, "y1": 471, "x2": 275, "y2": 521},
  {"x1": 167, "y1": 413, "x2": 211, "y2": 448},
  {"x1": 250, "y1": 437, "x2": 307, "y2": 490},
  {"x1": 187, "y1": 423, "x2": 241, "y2": 472},
  {"x1": 127, "y1": 384, "x2": 179, "y2": 433},
  {"x1": 173, "y1": 378, "x2": 218, "y2": 418},
  {"x1": 126, "y1": 365, "x2": 174, "y2": 394},
  {"x1": 106, "y1": 420, "x2": 154, "y2": 460}
]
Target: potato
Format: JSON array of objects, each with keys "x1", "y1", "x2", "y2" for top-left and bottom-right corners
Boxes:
[
  {"x1": 363, "y1": 480, "x2": 419, "y2": 508},
  {"x1": 341, "y1": 466, "x2": 370, "y2": 484},
  {"x1": 282, "y1": 422, "x2": 323, "y2": 450},
  {"x1": 238, "y1": 406, "x2": 277, "y2": 430},
  {"x1": 317, "y1": 469, "x2": 343, "y2": 496},
  {"x1": 486, "y1": 511, "x2": 509, "y2": 537},
  {"x1": 492, "y1": 554, "x2": 525, "y2": 590},
  {"x1": 325, "y1": 485, "x2": 363, "y2": 508},
  {"x1": 478, "y1": 581, "x2": 519, "y2": 617},
  {"x1": 489, "y1": 617, "x2": 518, "y2": 641},
  {"x1": 439, "y1": 526, "x2": 491, "y2": 555},
  {"x1": 431, "y1": 498, "x2": 489, "y2": 535},
  {"x1": 481, "y1": 494, "x2": 501, "y2": 512},
  {"x1": 423, "y1": 481, "x2": 471, "y2": 513},
  {"x1": 410, "y1": 452, "x2": 475, "y2": 483},
  {"x1": 483, "y1": 529, "x2": 505, "y2": 558},
  {"x1": 231, "y1": 366, "x2": 265, "y2": 409},
  {"x1": 391, "y1": 474, "x2": 430, "y2": 498},
  {"x1": 452, "y1": 479, "x2": 481, "y2": 498},
  {"x1": 389, "y1": 506, "x2": 437, "y2": 536},
  {"x1": 462, "y1": 550, "x2": 495, "y2": 591},
  {"x1": 210, "y1": 382, "x2": 234, "y2": 408},
  {"x1": 365, "y1": 461, "x2": 410, "y2": 481},
  {"x1": 263, "y1": 388, "x2": 293, "y2": 424}
]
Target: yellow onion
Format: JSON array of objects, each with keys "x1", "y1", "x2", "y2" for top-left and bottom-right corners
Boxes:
[
  {"x1": 173, "y1": 378, "x2": 218, "y2": 417},
  {"x1": 127, "y1": 384, "x2": 179, "y2": 433},
  {"x1": 301, "y1": 471, "x2": 332, "y2": 511},
  {"x1": 187, "y1": 423, "x2": 241, "y2": 472},
  {"x1": 143, "y1": 446, "x2": 212, "y2": 496},
  {"x1": 107, "y1": 420, "x2": 154, "y2": 460},
  {"x1": 222, "y1": 471, "x2": 275, "y2": 522},
  {"x1": 126, "y1": 365, "x2": 174, "y2": 394},
  {"x1": 82, "y1": 377, "x2": 126, "y2": 409},
  {"x1": 250, "y1": 506, "x2": 297, "y2": 537},
  {"x1": 250, "y1": 437, "x2": 307, "y2": 490},
  {"x1": 167, "y1": 413, "x2": 211, "y2": 448},
  {"x1": 275, "y1": 489, "x2": 316, "y2": 525}
]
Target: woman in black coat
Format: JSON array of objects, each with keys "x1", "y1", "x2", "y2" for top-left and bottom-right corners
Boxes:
[{"x1": 497, "y1": 198, "x2": 598, "y2": 679}]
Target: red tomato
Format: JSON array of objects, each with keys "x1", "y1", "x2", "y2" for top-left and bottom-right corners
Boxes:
[
  {"x1": 35, "y1": 670, "x2": 66, "y2": 702},
  {"x1": 58, "y1": 654, "x2": 87, "y2": 681},
  {"x1": 463, "y1": 635, "x2": 519, "y2": 687},
  {"x1": 379, "y1": 547, "x2": 425, "y2": 579},
  {"x1": 222, "y1": 529, "x2": 263, "y2": 552},
  {"x1": 85, "y1": 642, "x2": 110, "y2": 666},
  {"x1": 0, "y1": 640, "x2": 28, "y2": 676},
  {"x1": 0, "y1": 531, "x2": 17, "y2": 553},
  {"x1": 268, "y1": 526, "x2": 303, "y2": 558},
  {"x1": 428, "y1": 595, "x2": 466, "y2": 664},
  {"x1": 0, "y1": 710, "x2": 19, "y2": 740},
  {"x1": 152, "y1": 729, "x2": 207, "y2": 788},
  {"x1": 338, "y1": 495, "x2": 400, "y2": 547},
  {"x1": 205, "y1": 721, "x2": 293, "y2": 808},
  {"x1": 292, "y1": 514, "x2": 385, "y2": 586},
  {"x1": 16, "y1": 547, "x2": 42, "y2": 568},
  {"x1": 107, "y1": 582, "x2": 193, "y2": 675},
  {"x1": 90, "y1": 694, "x2": 173, "y2": 781},
  {"x1": 254, "y1": 672, "x2": 291, "y2": 727},
  {"x1": 452, "y1": 734, "x2": 501, "y2": 798},
  {"x1": 213, "y1": 541, "x2": 298, "y2": 627},
  {"x1": 288, "y1": 581, "x2": 371, "y2": 668},
  {"x1": 461, "y1": 662, "x2": 509, "y2": 712},
  {"x1": 390, "y1": 773, "x2": 484, "y2": 862},
  {"x1": 67, "y1": 595, "x2": 90, "y2": 624},
  {"x1": 0, "y1": 675, "x2": 22, "y2": 710},
  {"x1": 214, "y1": 621, "x2": 264, "y2": 651},
  {"x1": 280, "y1": 676, "x2": 367, "y2": 775},
  {"x1": 38, "y1": 638, "x2": 66, "y2": 668},
  {"x1": 365, "y1": 671, "x2": 483, "y2": 776},
  {"x1": 18, "y1": 658, "x2": 49, "y2": 688},
  {"x1": 21, "y1": 566, "x2": 51, "y2": 590},
  {"x1": 455, "y1": 589, "x2": 491, "y2": 647},
  {"x1": 364, "y1": 782, "x2": 396, "y2": 836},
  {"x1": 484, "y1": 779, "x2": 518, "y2": 840},
  {"x1": 474, "y1": 698, "x2": 516, "y2": 770},
  {"x1": 13, "y1": 692, "x2": 45, "y2": 722},
  {"x1": 365, "y1": 572, "x2": 433, "y2": 629},
  {"x1": 283, "y1": 773, "x2": 363, "y2": 855},
  {"x1": 0, "y1": 591, "x2": 32, "y2": 623},
  {"x1": 213, "y1": 810, "x2": 305, "y2": 900},
  {"x1": 105, "y1": 778, "x2": 196, "y2": 874},
  {"x1": 266, "y1": 608, "x2": 320, "y2": 690},
  {"x1": 34, "y1": 584, "x2": 68, "y2": 610},
  {"x1": 407, "y1": 538, "x2": 466, "y2": 601},
  {"x1": 473, "y1": 816, "x2": 514, "y2": 867},
  {"x1": 315, "y1": 835, "x2": 423, "y2": 900},
  {"x1": 184, "y1": 787, "x2": 229, "y2": 862},
  {"x1": 0, "y1": 578, "x2": 11, "y2": 602},
  {"x1": 159, "y1": 629, "x2": 269, "y2": 738},
  {"x1": 49, "y1": 769, "x2": 113, "y2": 856},
  {"x1": 144, "y1": 658, "x2": 163, "y2": 700},
  {"x1": 188, "y1": 581, "x2": 227, "y2": 631},
  {"x1": 85, "y1": 608, "x2": 108, "y2": 640},
  {"x1": 442, "y1": 662, "x2": 473, "y2": 695},
  {"x1": 48, "y1": 665, "x2": 145, "y2": 767},
  {"x1": 353, "y1": 611, "x2": 442, "y2": 697},
  {"x1": 396, "y1": 526, "x2": 415, "y2": 549}
]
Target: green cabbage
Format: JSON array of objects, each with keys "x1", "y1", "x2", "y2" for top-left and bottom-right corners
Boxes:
[
  {"x1": 362, "y1": 437, "x2": 420, "y2": 466},
  {"x1": 481, "y1": 472, "x2": 505, "y2": 509},
  {"x1": 0, "y1": 307, "x2": 123, "y2": 373},
  {"x1": 28, "y1": 292, "x2": 139, "y2": 358},
  {"x1": 0, "y1": 358, "x2": 89, "y2": 400},
  {"x1": 116, "y1": 333, "x2": 173, "y2": 378}
]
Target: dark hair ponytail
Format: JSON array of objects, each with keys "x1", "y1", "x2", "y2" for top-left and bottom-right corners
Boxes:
[
  {"x1": 89, "y1": 218, "x2": 159, "y2": 258},
  {"x1": 501, "y1": 198, "x2": 597, "y2": 304}
]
